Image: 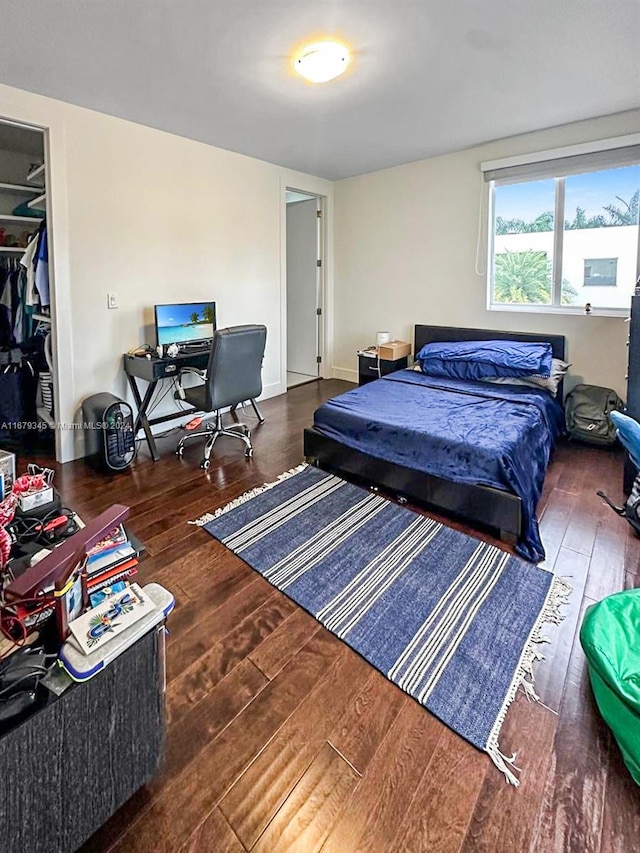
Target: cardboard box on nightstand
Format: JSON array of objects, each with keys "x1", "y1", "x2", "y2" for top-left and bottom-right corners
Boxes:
[{"x1": 378, "y1": 340, "x2": 411, "y2": 360}]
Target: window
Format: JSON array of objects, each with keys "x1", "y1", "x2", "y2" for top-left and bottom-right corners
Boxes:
[
  {"x1": 492, "y1": 179, "x2": 555, "y2": 306},
  {"x1": 584, "y1": 258, "x2": 618, "y2": 287},
  {"x1": 484, "y1": 141, "x2": 640, "y2": 314}
]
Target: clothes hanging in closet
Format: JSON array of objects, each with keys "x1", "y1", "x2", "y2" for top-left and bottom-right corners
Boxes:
[
  {"x1": 0, "y1": 221, "x2": 50, "y2": 443},
  {"x1": 0, "y1": 257, "x2": 28, "y2": 347},
  {"x1": 21, "y1": 219, "x2": 49, "y2": 308},
  {"x1": 0, "y1": 273, "x2": 47, "y2": 444}
]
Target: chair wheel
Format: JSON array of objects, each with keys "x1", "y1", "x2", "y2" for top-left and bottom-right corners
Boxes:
[
  {"x1": 200, "y1": 458, "x2": 211, "y2": 470},
  {"x1": 245, "y1": 448, "x2": 253, "y2": 458}
]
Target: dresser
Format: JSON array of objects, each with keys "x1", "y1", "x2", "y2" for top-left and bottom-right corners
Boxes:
[
  {"x1": 624, "y1": 291, "x2": 640, "y2": 493},
  {"x1": 0, "y1": 627, "x2": 165, "y2": 853}
]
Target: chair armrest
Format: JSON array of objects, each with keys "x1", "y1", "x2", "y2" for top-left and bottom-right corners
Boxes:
[{"x1": 179, "y1": 366, "x2": 207, "y2": 379}]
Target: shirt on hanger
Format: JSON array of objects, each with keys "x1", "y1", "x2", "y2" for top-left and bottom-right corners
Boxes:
[
  {"x1": 34, "y1": 225, "x2": 49, "y2": 307},
  {"x1": 20, "y1": 232, "x2": 39, "y2": 307}
]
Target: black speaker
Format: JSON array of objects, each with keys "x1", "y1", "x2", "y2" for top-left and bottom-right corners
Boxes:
[{"x1": 82, "y1": 393, "x2": 135, "y2": 472}]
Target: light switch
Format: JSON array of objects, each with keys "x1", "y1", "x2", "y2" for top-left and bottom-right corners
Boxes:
[{"x1": 107, "y1": 293, "x2": 118, "y2": 309}]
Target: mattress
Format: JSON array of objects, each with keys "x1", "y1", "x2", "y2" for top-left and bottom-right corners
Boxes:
[{"x1": 312, "y1": 370, "x2": 565, "y2": 562}]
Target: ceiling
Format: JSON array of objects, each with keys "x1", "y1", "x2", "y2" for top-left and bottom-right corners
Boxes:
[{"x1": 0, "y1": 1, "x2": 638, "y2": 180}]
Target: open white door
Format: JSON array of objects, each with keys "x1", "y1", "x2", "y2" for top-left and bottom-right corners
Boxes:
[{"x1": 286, "y1": 197, "x2": 320, "y2": 384}]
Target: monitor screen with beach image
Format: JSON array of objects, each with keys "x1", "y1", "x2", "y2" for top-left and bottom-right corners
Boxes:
[{"x1": 154, "y1": 302, "x2": 216, "y2": 347}]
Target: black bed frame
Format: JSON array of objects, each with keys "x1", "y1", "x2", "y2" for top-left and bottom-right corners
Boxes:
[{"x1": 303, "y1": 324, "x2": 566, "y2": 545}]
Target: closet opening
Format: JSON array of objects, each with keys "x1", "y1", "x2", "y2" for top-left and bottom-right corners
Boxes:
[
  {"x1": 0, "y1": 119, "x2": 55, "y2": 462},
  {"x1": 285, "y1": 189, "x2": 324, "y2": 389}
]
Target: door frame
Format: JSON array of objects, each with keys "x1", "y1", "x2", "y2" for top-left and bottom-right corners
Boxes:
[
  {"x1": 0, "y1": 104, "x2": 73, "y2": 463},
  {"x1": 281, "y1": 183, "x2": 329, "y2": 391}
]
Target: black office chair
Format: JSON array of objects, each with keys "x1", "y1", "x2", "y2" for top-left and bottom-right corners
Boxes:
[{"x1": 175, "y1": 324, "x2": 267, "y2": 470}]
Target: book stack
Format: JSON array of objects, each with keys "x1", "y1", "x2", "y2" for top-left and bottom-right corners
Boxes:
[
  {"x1": 5, "y1": 524, "x2": 144, "y2": 631},
  {"x1": 85, "y1": 525, "x2": 142, "y2": 595},
  {"x1": 68, "y1": 583, "x2": 157, "y2": 656}
]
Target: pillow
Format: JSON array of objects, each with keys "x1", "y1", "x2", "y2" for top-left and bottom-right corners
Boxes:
[
  {"x1": 416, "y1": 339, "x2": 553, "y2": 381},
  {"x1": 481, "y1": 358, "x2": 570, "y2": 397}
]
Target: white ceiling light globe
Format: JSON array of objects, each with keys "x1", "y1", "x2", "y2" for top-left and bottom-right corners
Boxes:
[{"x1": 294, "y1": 41, "x2": 350, "y2": 83}]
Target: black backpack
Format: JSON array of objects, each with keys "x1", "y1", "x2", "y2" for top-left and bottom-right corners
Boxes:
[
  {"x1": 565, "y1": 384, "x2": 624, "y2": 446},
  {"x1": 598, "y1": 477, "x2": 640, "y2": 537}
]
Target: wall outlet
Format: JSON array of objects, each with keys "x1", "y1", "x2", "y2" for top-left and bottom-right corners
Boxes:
[{"x1": 107, "y1": 293, "x2": 118, "y2": 309}]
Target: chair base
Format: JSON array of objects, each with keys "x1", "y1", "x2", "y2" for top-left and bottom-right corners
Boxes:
[{"x1": 176, "y1": 412, "x2": 253, "y2": 469}]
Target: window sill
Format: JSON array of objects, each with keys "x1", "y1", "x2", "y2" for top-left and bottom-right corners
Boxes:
[{"x1": 487, "y1": 302, "x2": 629, "y2": 318}]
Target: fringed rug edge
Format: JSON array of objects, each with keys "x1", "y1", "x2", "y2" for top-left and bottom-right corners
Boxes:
[
  {"x1": 485, "y1": 573, "x2": 572, "y2": 785},
  {"x1": 188, "y1": 462, "x2": 309, "y2": 527}
]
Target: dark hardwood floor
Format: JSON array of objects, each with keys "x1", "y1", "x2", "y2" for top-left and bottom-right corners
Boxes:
[{"x1": 28, "y1": 379, "x2": 639, "y2": 852}]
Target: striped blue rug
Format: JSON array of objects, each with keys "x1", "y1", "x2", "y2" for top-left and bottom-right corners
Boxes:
[{"x1": 195, "y1": 464, "x2": 570, "y2": 784}]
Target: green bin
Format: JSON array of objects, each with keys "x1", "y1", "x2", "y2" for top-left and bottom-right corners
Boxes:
[{"x1": 580, "y1": 589, "x2": 640, "y2": 785}]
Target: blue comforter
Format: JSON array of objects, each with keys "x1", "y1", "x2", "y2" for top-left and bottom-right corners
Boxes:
[{"x1": 313, "y1": 370, "x2": 565, "y2": 562}]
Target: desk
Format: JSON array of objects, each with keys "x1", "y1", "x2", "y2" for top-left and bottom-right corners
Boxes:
[{"x1": 124, "y1": 351, "x2": 209, "y2": 461}]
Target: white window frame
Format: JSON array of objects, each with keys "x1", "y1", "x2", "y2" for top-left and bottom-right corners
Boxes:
[{"x1": 483, "y1": 135, "x2": 640, "y2": 317}]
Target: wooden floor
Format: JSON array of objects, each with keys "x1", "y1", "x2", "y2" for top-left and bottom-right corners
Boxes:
[{"x1": 32, "y1": 380, "x2": 639, "y2": 852}]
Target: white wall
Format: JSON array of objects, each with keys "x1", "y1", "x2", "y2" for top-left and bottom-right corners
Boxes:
[
  {"x1": 333, "y1": 109, "x2": 640, "y2": 396},
  {"x1": 0, "y1": 83, "x2": 333, "y2": 461}
]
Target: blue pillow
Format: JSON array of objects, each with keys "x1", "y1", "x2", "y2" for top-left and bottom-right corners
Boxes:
[{"x1": 417, "y1": 339, "x2": 553, "y2": 381}]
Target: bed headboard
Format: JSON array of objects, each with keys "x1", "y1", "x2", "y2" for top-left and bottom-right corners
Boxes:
[
  {"x1": 413, "y1": 324, "x2": 568, "y2": 396},
  {"x1": 414, "y1": 324, "x2": 566, "y2": 361}
]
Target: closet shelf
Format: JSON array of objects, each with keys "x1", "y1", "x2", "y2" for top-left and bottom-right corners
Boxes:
[
  {"x1": 36, "y1": 407, "x2": 55, "y2": 429},
  {"x1": 0, "y1": 214, "x2": 42, "y2": 223},
  {"x1": 0, "y1": 246, "x2": 25, "y2": 253},
  {"x1": 27, "y1": 193, "x2": 46, "y2": 210},
  {"x1": 0, "y1": 182, "x2": 41, "y2": 195},
  {"x1": 26, "y1": 164, "x2": 45, "y2": 185}
]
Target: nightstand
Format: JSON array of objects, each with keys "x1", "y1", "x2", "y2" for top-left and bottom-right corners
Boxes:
[{"x1": 358, "y1": 352, "x2": 408, "y2": 386}]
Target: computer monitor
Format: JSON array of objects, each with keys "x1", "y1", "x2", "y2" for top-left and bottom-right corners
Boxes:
[{"x1": 154, "y1": 302, "x2": 216, "y2": 348}]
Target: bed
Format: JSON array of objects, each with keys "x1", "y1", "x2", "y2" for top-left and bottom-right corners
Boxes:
[{"x1": 303, "y1": 325, "x2": 567, "y2": 562}]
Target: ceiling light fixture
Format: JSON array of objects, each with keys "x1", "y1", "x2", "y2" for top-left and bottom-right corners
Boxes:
[{"x1": 293, "y1": 41, "x2": 349, "y2": 83}]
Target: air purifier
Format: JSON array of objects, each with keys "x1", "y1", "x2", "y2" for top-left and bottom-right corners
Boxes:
[{"x1": 82, "y1": 393, "x2": 135, "y2": 472}]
